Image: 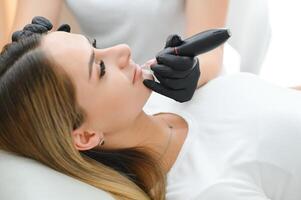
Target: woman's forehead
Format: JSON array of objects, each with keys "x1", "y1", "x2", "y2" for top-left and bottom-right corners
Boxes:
[
  {"x1": 42, "y1": 32, "x2": 90, "y2": 60},
  {"x1": 41, "y1": 32, "x2": 92, "y2": 76},
  {"x1": 42, "y1": 32, "x2": 89, "y2": 52}
]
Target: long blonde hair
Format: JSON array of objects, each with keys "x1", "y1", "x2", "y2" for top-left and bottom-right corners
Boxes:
[{"x1": 0, "y1": 34, "x2": 166, "y2": 200}]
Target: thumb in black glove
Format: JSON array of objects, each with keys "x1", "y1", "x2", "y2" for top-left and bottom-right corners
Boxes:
[{"x1": 143, "y1": 34, "x2": 200, "y2": 103}]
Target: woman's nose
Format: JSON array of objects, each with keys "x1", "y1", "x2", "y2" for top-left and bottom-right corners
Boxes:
[{"x1": 110, "y1": 44, "x2": 131, "y2": 69}]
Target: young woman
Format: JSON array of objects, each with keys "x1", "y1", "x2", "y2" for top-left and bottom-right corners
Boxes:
[
  {"x1": 1, "y1": 18, "x2": 301, "y2": 200},
  {"x1": 0, "y1": 17, "x2": 197, "y2": 200}
]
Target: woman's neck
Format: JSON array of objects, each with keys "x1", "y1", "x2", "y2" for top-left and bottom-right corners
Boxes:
[{"x1": 101, "y1": 111, "x2": 188, "y2": 173}]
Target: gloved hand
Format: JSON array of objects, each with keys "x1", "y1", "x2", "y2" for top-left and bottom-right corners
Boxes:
[
  {"x1": 12, "y1": 16, "x2": 71, "y2": 42},
  {"x1": 143, "y1": 34, "x2": 201, "y2": 102}
]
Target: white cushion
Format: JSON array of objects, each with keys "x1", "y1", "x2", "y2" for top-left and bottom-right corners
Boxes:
[{"x1": 0, "y1": 150, "x2": 114, "y2": 200}]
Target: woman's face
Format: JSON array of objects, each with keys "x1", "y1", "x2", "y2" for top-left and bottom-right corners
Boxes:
[{"x1": 41, "y1": 31, "x2": 153, "y2": 134}]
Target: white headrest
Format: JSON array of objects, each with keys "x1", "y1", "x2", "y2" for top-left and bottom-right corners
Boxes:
[{"x1": 0, "y1": 150, "x2": 114, "y2": 200}]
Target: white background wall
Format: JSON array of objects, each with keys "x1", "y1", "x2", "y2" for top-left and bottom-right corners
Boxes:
[{"x1": 260, "y1": 0, "x2": 301, "y2": 87}]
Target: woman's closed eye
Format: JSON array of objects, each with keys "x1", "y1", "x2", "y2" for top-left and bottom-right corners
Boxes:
[
  {"x1": 99, "y1": 60, "x2": 106, "y2": 78},
  {"x1": 91, "y1": 38, "x2": 106, "y2": 78}
]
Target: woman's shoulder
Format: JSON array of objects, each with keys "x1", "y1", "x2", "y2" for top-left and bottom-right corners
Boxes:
[
  {"x1": 192, "y1": 72, "x2": 260, "y2": 100},
  {"x1": 205, "y1": 72, "x2": 261, "y2": 87},
  {"x1": 196, "y1": 72, "x2": 279, "y2": 99}
]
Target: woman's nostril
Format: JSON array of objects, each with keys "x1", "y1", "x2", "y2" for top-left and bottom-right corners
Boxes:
[
  {"x1": 109, "y1": 44, "x2": 132, "y2": 69},
  {"x1": 118, "y1": 57, "x2": 128, "y2": 69},
  {"x1": 118, "y1": 44, "x2": 131, "y2": 68}
]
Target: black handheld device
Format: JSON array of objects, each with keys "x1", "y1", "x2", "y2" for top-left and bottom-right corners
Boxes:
[{"x1": 162, "y1": 28, "x2": 231, "y2": 57}]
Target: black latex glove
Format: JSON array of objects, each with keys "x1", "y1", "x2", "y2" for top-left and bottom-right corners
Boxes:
[
  {"x1": 143, "y1": 34, "x2": 200, "y2": 103},
  {"x1": 12, "y1": 16, "x2": 71, "y2": 42}
]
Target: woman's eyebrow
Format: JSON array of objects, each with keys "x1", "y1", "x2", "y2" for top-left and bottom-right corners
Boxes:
[{"x1": 84, "y1": 35, "x2": 95, "y2": 80}]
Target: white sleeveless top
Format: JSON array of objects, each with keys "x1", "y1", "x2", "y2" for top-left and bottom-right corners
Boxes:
[
  {"x1": 144, "y1": 73, "x2": 301, "y2": 200},
  {"x1": 65, "y1": 0, "x2": 186, "y2": 65}
]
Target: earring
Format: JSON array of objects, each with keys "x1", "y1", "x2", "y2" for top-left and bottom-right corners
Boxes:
[{"x1": 98, "y1": 137, "x2": 105, "y2": 147}]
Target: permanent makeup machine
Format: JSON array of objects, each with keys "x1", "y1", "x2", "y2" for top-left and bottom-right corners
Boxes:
[{"x1": 141, "y1": 28, "x2": 231, "y2": 76}]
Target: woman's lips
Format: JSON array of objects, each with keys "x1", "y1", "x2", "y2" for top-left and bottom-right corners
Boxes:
[
  {"x1": 132, "y1": 64, "x2": 142, "y2": 84},
  {"x1": 132, "y1": 59, "x2": 156, "y2": 84}
]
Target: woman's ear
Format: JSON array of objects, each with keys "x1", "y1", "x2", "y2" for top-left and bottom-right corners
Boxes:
[{"x1": 71, "y1": 128, "x2": 104, "y2": 151}]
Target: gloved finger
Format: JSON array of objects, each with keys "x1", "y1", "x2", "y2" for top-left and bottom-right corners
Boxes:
[
  {"x1": 12, "y1": 30, "x2": 33, "y2": 42},
  {"x1": 165, "y1": 34, "x2": 184, "y2": 48},
  {"x1": 171, "y1": 88, "x2": 194, "y2": 102},
  {"x1": 153, "y1": 71, "x2": 188, "y2": 89},
  {"x1": 32, "y1": 16, "x2": 53, "y2": 30},
  {"x1": 57, "y1": 24, "x2": 71, "y2": 32},
  {"x1": 23, "y1": 24, "x2": 49, "y2": 34},
  {"x1": 157, "y1": 54, "x2": 194, "y2": 71},
  {"x1": 151, "y1": 64, "x2": 191, "y2": 78},
  {"x1": 143, "y1": 79, "x2": 179, "y2": 97},
  {"x1": 144, "y1": 79, "x2": 193, "y2": 102}
]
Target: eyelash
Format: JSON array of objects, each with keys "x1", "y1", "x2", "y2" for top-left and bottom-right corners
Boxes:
[
  {"x1": 91, "y1": 38, "x2": 106, "y2": 78},
  {"x1": 99, "y1": 60, "x2": 106, "y2": 78},
  {"x1": 92, "y1": 38, "x2": 97, "y2": 48}
]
